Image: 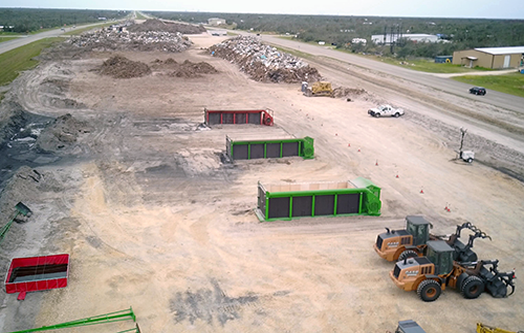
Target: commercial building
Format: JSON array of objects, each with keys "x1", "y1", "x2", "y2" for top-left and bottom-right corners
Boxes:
[
  {"x1": 207, "y1": 18, "x2": 226, "y2": 26},
  {"x1": 351, "y1": 38, "x2": 367, "y2": 44},
  {"x1": 452, "y1": 46, "x2": 524, "y2": 69},
  {"x1": 371, "y1": 34, "x2": 439, "y2": 45}
]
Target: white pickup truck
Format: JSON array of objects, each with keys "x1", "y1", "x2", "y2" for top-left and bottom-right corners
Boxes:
[{"x1": 368, "y1": 105, "x2": 404, "y2": 118}]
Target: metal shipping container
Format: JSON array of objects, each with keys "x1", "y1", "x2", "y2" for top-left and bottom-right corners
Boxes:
[
  {"x1": 226, "y1": 136, "x2": 314, "y2": 161},
  {"x1": 256, "y1": 177, "x2": 381, "y2": 221}
]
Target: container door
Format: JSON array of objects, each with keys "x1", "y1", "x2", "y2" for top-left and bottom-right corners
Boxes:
[{"x1": 503, "y1": 55, "x2": 510, "y2": 68}]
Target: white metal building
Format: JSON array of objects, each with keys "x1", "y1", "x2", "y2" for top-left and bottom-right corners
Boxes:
[
  {"x1": 208, "y1": 18, "x2": 226, "y2": 26},
  {"x1": 371, "y1": 34, "x2": 439, "y2": 45}
]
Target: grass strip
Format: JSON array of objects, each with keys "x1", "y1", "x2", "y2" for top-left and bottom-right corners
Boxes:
[
  {"x1": 0, "y1": 37, "x2": 20, "y2": 43},
  {"x1": 0, "y1": 37, "x2": 62, "y2": 86},
  {"x1": 453, "y1": 73, "x2": 524, "y2": 98}
]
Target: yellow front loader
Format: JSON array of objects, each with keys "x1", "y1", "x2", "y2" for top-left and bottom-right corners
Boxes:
[
  {"x1": 304, "y1": 81, "x2": 333, "y2": 97},
  {"x1": 477, "y1": 323, "x2": 523, "y2": 333}
]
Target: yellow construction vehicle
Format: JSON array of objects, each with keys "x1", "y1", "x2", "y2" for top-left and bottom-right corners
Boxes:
[
  {"x1": 304, "y1": 81, "x2": 333, "y2": 97},
  {"x1": 390, "y1": 240, "x2": 516, "y2": 302},
  {"x1": 477, "y1": 323, "x2": 523, "y2": 333}
]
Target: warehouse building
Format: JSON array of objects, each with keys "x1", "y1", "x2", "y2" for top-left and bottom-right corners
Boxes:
[
  {"x1": 452, "y1": 46, "x2": 524, "y2": 69},
  {"x1": 208, "y1": 18, "x2": 226, "y2": 26},
  {"x1": 371, "y1": 34, "x2": 439, "y2": 45}
]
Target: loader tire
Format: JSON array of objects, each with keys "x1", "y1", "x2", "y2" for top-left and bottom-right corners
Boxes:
[
  {"x1": 398, "y1": 250, "x2": 419, "y2": 261},
  {"x1": 460, "y1": 276, "x2": 484, "y2": 299},
  {"x1": 417, "y1": 279, "x2": 441, "y2": 302}
]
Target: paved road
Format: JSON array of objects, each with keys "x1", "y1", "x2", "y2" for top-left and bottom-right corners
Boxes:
[
  {"x1": 259, "y1": 35, "x2": 524, "y2": 113},
  {"x1": 0, "y1": 22, "x2": 117, "y2": 55}
]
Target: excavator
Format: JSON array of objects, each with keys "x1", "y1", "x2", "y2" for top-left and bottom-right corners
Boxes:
[{"x1": 390, "y1": 240, "x2": 516, "y2": 302}]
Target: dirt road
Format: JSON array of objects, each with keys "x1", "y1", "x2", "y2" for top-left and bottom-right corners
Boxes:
[{"x1": 0, "y1": 34, "x2": 523, "y2": 333}]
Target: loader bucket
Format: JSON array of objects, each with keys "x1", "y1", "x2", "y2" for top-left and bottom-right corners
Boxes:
[{"x1": 15, "y1": 202, "x2": 32, "y2": 217}]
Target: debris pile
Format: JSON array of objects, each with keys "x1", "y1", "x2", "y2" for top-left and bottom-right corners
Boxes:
[
  {"x1": 209, "y1": 36, "x2": 321, "y2": 83},
  {"x1": 36, "y1": 113, "x2": 92, "y2": 153},
  {"x1": 128, "y1": 19, "x2": 206, "y2": 34},
  {"x1": 332, "y1": 87, "x2": 367, "y2": 98},
  {"x1": 99, "y1": 55, "x2": 152, "y2": 79},
  {"x1": 151, "y1": 58, "x2": 218, "y2": 78},
  {"x1": 66, "y1": 29, "x2": 193, "y2": 53}
]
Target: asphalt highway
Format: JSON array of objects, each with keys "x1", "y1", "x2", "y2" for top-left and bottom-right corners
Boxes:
[{"x1": 0, "y1": 22, "x2": 116, "y2": 55}]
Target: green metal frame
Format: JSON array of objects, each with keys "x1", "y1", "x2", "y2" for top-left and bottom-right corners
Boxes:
[
  {"x1": 0, "y1": 202, "x2": 32, "y2": 245},
  {"x1": 9, "y1": 307, "x2": 136, "y2": 333},
  {"x1": 117, "y1": 324, "x2": 141, "y2": 333},
  {"x1": 256, "y1": 177, "x2": 381, "y2": 222},
  {"x1": 227, "y1": 136, "x2": 314, "y2": 160}
]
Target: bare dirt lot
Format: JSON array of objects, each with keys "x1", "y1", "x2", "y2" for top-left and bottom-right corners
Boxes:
[{"x1": 0, "y1": 33, "x2": 523, "y2": 332}]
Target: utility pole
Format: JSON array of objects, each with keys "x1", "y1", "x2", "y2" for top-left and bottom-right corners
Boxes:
[{"x1": 389, "y1": 26, "x2": 395, "y2": 55}]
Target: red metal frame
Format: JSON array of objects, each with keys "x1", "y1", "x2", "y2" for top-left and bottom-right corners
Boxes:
[
  {"x1": 5, "y1": 254, "x2": 69, "y2": 300},
  {"x1": 204, "y1": 109, "x2": 274, "y2": 126}
]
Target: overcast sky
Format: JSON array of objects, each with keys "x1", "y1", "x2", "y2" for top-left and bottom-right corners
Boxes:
[{"x1": 3, "y1": 0, "x2": 524, "y2": 19}]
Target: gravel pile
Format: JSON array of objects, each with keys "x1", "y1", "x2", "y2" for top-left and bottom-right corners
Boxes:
[
  {"x1": 66, "y1": 29, "x2": 193, "y2": 53},
  {"x1": 128, "y1": 19, "x2": 206, "y2": 34},
  {"x1": 208, "y1": 36, "x2": 321, "y2": 83},
  {"x1": 99, "y1": 55, "x2": 152, "y2": 79}
]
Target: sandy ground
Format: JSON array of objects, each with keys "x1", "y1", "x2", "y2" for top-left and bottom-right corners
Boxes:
[{"x1": 0, "y1": 34, "x2": 523, "y2": 332}]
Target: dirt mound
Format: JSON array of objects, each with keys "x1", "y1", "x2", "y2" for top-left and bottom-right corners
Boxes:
[
  {"x1": 128, "y1": 19, "x2": 206, "y2": 34},
  {"x1": 209, "y1": 36, "x2": 322, "y2": 83},
  {"x1": 151, "y1": 59, "x2": 218, "y2": 78},
  {"x1": 99, "y1": 55, "x2": 152, "y2": 79},
  {"x1": 0, "y1": 100, "x2": 28, "y2": 149},
  {"x1": 332, "y1": 87, "x2": 367, "y2": 99},
  {"x1": 36, "y1": 113, "x2": 92, "y2": 153}
]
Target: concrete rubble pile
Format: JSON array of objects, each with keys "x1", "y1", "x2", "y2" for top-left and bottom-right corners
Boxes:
[
  {"x1": 209, "y1": 36, "x2": 321, "y2": 83},
  {"x1": 128, "y1": 19, "x2": 206, "y2": 35},
  {"x1": 66, "y1": 29, "x2": 193, "y2": 53}
]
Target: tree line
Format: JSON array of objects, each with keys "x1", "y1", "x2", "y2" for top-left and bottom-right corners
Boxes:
[
  {"x1": 147, "y1": 11, "x2": 524, "y2": 59},
  {"x1": 0, "y1": 8, "x2": 129, "y2": 33}
]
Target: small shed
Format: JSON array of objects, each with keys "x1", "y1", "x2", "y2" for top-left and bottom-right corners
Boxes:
[{"x1": 434, "y1": 55, "x2": 453, "y2": 63}]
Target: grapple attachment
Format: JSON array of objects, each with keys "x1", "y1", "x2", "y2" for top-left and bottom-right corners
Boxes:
[
  {"x1": 15, "y1": 202, "x2": 33, "y2": 218},
  {"x1": 479, "y1": 260, "x2": 516, "y2": 298}
]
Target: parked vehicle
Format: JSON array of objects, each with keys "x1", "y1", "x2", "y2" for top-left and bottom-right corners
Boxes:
[
  {"x1": 390, "y1": 240, "x2": 516, "y2": 302},
  {"x1": 469, "y1": 87, "x2": 486, "y2": 95},
  {"x1": 368, "y1": 105, "x2": 404, "y2": 118},
  {"x1": 395, "y1": 320, "x2": 427, "y2": 333}
]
